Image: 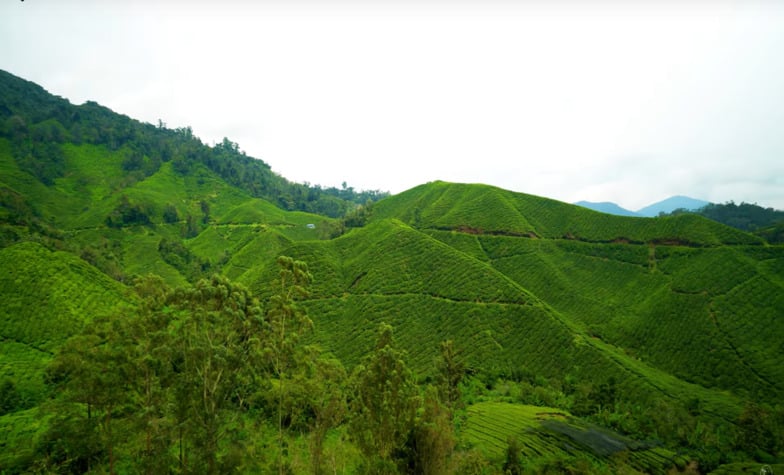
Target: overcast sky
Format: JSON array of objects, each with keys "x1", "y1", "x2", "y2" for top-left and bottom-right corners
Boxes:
[{"x1": 2, "y1": 1, "x2": 784, "y2": 210}]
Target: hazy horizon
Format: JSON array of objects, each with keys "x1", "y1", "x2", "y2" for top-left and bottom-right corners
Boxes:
[{"x1": 2, "y1": 0, "x2": 784, "y2": 210}]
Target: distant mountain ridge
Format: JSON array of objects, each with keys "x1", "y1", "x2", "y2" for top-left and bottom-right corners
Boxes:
[
  {"x1": 576, "y1": 195, "x2": 709, "y2": 217},
  {"x1": 574, "y1": 201, "x2": 641, "y2": 217},
  {"x1": 636, "y1": 195, "x2": 710, "y2": 217}
]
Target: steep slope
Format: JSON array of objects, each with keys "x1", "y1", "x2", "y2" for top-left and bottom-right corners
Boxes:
[
  {"x1": 471, "y1": 234, "x2": 784, "y2": 400},
  {"x1": 237, "y1": 218, "x2": 755, "y2": 427}
]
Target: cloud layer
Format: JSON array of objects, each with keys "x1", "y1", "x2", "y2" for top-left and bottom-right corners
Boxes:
[{"x1": 2, "y1": 0, "x2": 783, "y2": 209}]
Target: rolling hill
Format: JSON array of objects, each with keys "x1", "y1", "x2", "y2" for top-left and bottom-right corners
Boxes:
[{"x1": 1, "y1": 70, "x2": 783, "y2": 473}]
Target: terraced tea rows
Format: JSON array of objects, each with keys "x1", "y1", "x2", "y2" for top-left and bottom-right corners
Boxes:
[
  {"x1": 375, "y1": 181, "x2": 764, "y2": 245},
  {"x1": 464, "y1": 402, "x2": 684, "y2": 473},
  {"x1": 464, "y1": 402, "x2": 569, "y2": 459},
  {"x1": 0, "y1": 242, "x2": 132, "y2": 404}
]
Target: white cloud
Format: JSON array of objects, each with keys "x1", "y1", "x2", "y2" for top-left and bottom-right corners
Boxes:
[{"x1": 2, "y1": 0, "x2": 784, "y2": 209}]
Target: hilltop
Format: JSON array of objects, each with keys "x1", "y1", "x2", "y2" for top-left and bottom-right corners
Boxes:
[{"x1": 1, "y1": 70, "x2": 783, "y2": 473}]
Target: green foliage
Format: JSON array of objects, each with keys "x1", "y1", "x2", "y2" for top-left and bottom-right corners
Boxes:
[
  {"x1": 734, "y1": 402, "x2": 779, "y2": 457},
  {"x1": 0, "y1": 241, "x2": 130, "y2": 352},
  {"x1": 158, "y1": 237, "x2": 210, "y2": 282},
  {"x1": 302, "y1": 355, "x2": 348, "y2": 475},
  {"x1": 463, "y1": 402, "x2": 684, "y2": 474},
  {"x1": 374, "y1": 181, "x2": 763, "y2": 245},
  {"x1": 0, "y1": 69, "x2": 385, "y2": 220},
  {"x1": 0, "y1": 408, "x2": 51, "y2": 472},
  {"x1": 350, "y1": 323, "x2": 420, "y2": 469},
  {"x1": 503, "y1": 435, "x2": 523, "y2": 475},
  {"x1": 2, "y1": 69, "x2": 784, "y2": 472},
  {"x1": 170, "y1": 275, "x2": 266, "y2": 474},
  {"x1": 0, "y1": 379, "x2": 22, "y2": 415},
  {"x1": 106, "y1": 195, "x2": 152, "y2": 227},
  {"x1": 409, "y1": 385, "x2": 456, "y2": 475},
  {"x1": 669, "y1": 200, "x2": 784, "y2": 233},
  {"x1": 265, "y1": 255, "x2": 313, "y2": 474},
  {"x1": 437, "y1": 340, "x2": 465, "y2": 412},
  {"x1": 163, "y1": 203, "x2": 180, "y2": 223}
]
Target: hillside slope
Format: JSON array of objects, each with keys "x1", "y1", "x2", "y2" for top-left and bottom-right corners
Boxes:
[
  {"x1": 236, "y1": 215, "x2": 769, "y2": 423},
  {"x1": 0, "y1": 242, "x2": 131, "y2": 404},
  {"x1": 374, "y1": 181, "x2": 763, "y2": 245},
  {"x1": 1, "y1": 71, "x2": 783, "y2": 472}
]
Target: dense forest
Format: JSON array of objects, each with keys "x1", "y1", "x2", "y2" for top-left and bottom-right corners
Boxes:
[
  {"x1": 1, "y1": 69, "x2": 783, "y2": 474},
  {"x1": 0, "y1": 69, "x2": 387, "y2": 219},
  {"x1": 666, "y1": 202, "x2": 784, "y2": 243}
]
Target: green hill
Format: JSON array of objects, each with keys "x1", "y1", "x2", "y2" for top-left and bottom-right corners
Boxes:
[
  {"x1": 1, "y1": 70, "x2": 782, "y2": 473},
  {"x1": 0, "y1": 242, "x2": 131, "y2": 406},
  {"x1": 374, "y1": 181, "x2": 763, "y2": 245}
]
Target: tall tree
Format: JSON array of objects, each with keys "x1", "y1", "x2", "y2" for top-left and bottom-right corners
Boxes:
[
  {"x1": 303, "y1": 354, "x2": 347, "y2": 475},
  {"x1": 349, "y1": 323, "x2": 419, "y2": 473},
  {"x1": 126, "y1": 275, "x2": 176, "y2": 474},
  {"x1": 170, "y1": 275, "x2": 265, "y2": 474},
  {"x1": 436, "y1": 339, "x2": 465, "y2": 413},
  {"x1": 264, "y1": 255, "x2": 313, "y2": 474},
  {"x1": 411, "y1": 385, "x2": 455, "y2": 475},
  {"x1": 44, "y1": 317, "x2": 130, "y2": 475}
]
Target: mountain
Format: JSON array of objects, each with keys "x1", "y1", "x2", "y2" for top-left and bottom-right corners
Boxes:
[
  {"x1": 574, "y1": 200, "x2": 641, "y2": 217},
  {"x1": 1, "y1": 70, "x2": 782, "y2": 473},
  {"x1": 636, "y1": 195, "x2": 710, "y2": 217}
]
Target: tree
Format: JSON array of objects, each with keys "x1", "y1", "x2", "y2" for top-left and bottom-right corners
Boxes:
[
  {"x1": 436, "y1": 340, "x2": 465, "y2": 413},
  {"x1": 126, "y1": 275, "x2": 176, "y2": 474},
  {"x1": 349, "y1": 323, "x2": 419, "y2": 472},
  {"x1": 264, "y1": 255, "x2": 313, "y2": 474},
  {"x1": 169, "y1": 275, "x2": 265, "y2": 474},
  {"x1": 502, "y1": 435, "x2": 523, "y2": 475},
  {"x1": 410, "y1": 385, "x2": 455, "y2": 475},
  {"x1": 200, "y1": 200, "x2": 211, "y2": 224},
  {"x1": 184, "y1": 213, "x2": 199, "y2": 238},
  {"x1": 163, "y1": 203, "x2": 179, "y2": 223},
  {"x1": 44, "y1": 318, "x2": 131, "y2": 475},
  {"x1": 0, "y1": 379, "x2": 22, "y2": 415},
  {"x1": 736, "y1": 402, "x2": 776, "y2": 457},
  {"x1": 304, "y1": 354, "x2": 348, "y2": 475}
]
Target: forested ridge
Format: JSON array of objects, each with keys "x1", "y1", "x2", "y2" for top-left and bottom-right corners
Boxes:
[
  {"x1": 1, "y1": 70, "x2": 783, "y2": 474},
  {"x1": 0, "y1": 69, "x2": 387, "y2": 220},
  {"x1": 664, "y1": 202, "x2": 784, "y2": 244}
]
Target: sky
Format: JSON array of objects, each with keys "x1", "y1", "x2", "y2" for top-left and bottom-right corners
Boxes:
[{"x1": 2, "y1": 0, "x2": 784, "y2": 210}]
